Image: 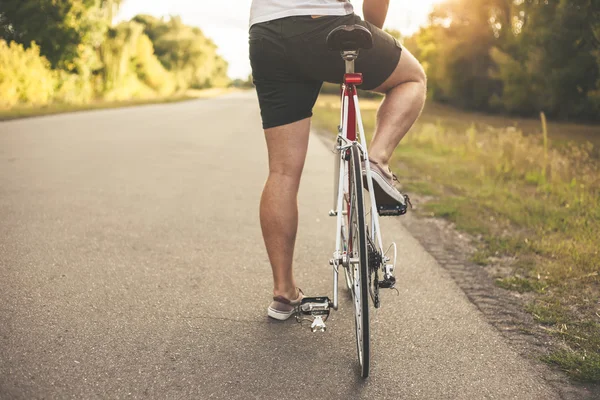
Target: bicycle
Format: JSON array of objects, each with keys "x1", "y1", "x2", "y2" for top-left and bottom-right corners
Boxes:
[{"x1": 295, "y1": 24, "x2": 410, "y2": 378}]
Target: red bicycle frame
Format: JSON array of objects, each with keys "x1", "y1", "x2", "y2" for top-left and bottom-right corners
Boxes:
[
  {"x1": 342, "y1": 72, "x2": 364, "y2": 267},
  {"x1": 342, "y1": 73, "x2": 363, "y2": 142}
]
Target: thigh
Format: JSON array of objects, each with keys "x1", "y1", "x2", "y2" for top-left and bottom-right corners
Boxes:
[
  {"x1": 264, "y1": 118, "x2": 311, "y2": 181},
  {"x1": 370, "y1": 45, "x2": 426, "y2": 93},
  {"x1": 354, "y1": 17, "x2": 404, "y2": 90}
]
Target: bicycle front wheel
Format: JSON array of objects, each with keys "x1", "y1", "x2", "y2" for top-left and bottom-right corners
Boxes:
[{"x1": 347, "y1": 143, "x2": 370, "y2": 378}]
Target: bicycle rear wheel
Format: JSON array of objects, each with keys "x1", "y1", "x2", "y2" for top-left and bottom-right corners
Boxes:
[{"x1": 346, "y1": 143, "x2": 370, "y2": 378}]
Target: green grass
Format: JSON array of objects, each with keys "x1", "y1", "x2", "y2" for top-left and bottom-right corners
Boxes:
[
  {"x1": 470, "y1": 250, "x2": 490, "y2": 266},
  {"x1": 312, "y1": 94, "x2": 600, "y2": 382},
  {"x1": 400, "y1": 180, "x2": 441, "y2": 197},
  {"x1": 495, "y1": 276, "x2": 548, "y2": 293},
  {"x1": 543, "y1": 351, "x2": 600, "y2": 382}
]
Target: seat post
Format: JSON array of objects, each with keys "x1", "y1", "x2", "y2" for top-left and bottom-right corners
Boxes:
[
  {"x1": 342, "y1": 50, "x2": 359, "y2": 73},
  {"x1": 345, "y1": 59, "x2": 354, "y2": 74}
]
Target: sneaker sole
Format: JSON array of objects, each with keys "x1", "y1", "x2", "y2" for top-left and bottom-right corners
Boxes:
[
  {"x1": 364, "y1": 169, "x2": 406, "y2": 206},
  {"x1": 267, "y1": 306, "x2": 295, "y2": 321}
]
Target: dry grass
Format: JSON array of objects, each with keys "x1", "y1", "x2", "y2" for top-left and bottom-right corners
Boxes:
[{"x1": 0, "y1": 88, "x2": 240, "y2": 121}]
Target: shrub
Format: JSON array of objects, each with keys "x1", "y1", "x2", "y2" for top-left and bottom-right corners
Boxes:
[
  {"x1": 54, "y1": 70, "x2": 95, "y2": 104},
  {"x1": 0, "y1": 40, "x2": 56, "y2": 108},
  {"x1": 133, "y1": 34, "x2": 175, "y2": 96}
]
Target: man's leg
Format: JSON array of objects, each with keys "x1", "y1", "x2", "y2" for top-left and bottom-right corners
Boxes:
[
  {"x1": 368, "y1": 47, "x2": 427, "y2": 169},
  {"x1": 260, "y1": 117, "x2": 311, "y2": 300}
]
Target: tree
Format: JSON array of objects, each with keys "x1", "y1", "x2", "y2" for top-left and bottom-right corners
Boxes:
[
  {"x1": 492, "y1": 0, "x2": 600, "y2": 119},
  {"x1": 418, "y1": 0, "x2": 497, "y2": 109},
  {"x1": 133, "y1": 15, "x2": 230, "y2": 89},
  {"x1": 0, "y1": 0, "x2": 119, "y2": 70},
  {"x1": 406, "y1": 0, "x2": 600, "y2": 120}
]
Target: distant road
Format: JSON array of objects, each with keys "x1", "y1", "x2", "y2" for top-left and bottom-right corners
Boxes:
[{"x1": 0, "y1": 92, "x2": 560, "y2": 399}]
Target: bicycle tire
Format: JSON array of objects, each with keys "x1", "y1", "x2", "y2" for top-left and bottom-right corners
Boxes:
[{"x1": 347, "y1": 143, "x2": 370, "y2": 378}]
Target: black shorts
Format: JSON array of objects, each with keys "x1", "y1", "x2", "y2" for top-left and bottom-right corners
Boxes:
[{"x1": 249, "y1": 13, "x2": 402, "y2": 129}]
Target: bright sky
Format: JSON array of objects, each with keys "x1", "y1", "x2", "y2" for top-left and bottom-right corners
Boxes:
[{"x1": 117, "y1": 0, "x2": 437, "y2": 79}]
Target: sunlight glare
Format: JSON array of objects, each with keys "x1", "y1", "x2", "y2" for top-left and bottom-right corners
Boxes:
[{"x1": 352, "y1": 0, "x2": 440, "y2": 34}]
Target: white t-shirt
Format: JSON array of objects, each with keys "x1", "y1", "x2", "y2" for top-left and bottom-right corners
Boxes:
[{"x1": 250, "y1": 0, "x2": 354, "y2": 27}]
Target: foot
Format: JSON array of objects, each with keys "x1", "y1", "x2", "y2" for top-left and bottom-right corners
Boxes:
[
  {"x1": 267, "y1": 288, "x2": 304, "y2": 321},
  {"x1": 363, "y1": 160, "x2": 408, "y2": 208}
]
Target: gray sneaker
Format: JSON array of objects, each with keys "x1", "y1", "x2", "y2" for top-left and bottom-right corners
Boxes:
[
  {"x1": 363, "y1": 160, "x2": 409, "y2": 210},
  {"x1": 267, "y1": 288, "x2": 304, "y2": 321}
]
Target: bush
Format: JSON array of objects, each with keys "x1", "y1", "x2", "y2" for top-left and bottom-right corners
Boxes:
[
  {"x1": 100, "y1": 21, "x2": 177, "y2": 100},
  {"x1": 133, "y1": 34, "x2": 175, "y2": 96},
  {"x1": 0, "y1": 40, "x2": 56, "y2": 108},
  {"x1": 54, "y1": 70, "x2": 95, "y2": 104},
  {"x1": 1, "y1": 14, "x2": 231, "y2": 110}
]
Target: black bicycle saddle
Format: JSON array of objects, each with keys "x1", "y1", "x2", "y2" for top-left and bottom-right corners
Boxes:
[{"x1": 326, "y1": 24, "x2": 373, "y2": 51}]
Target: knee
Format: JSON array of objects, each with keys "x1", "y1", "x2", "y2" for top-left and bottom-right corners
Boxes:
[
  {"x1": 375, "y1": 49, "x2": 427, "y2": 95},
  {"x1": 402, "y1": 57, "x2": 427, "y2": 100},
  {"x1": 404, "y1": 54, "x2": 427, "y2": 89},
  {"x1": 389, "y1": 62, "x2": 427, "y2": 101},
  {"x1": 267, "y1": 169, "x2": 302, "y2": 187}
]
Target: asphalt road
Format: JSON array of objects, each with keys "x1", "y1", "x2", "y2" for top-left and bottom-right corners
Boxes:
[{"x1": 1, "y1": 92, "x2": 561, "y2": 399}]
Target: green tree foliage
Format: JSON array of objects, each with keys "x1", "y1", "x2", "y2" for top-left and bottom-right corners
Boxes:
[
  {"x1": 0, "y1": 40, "x2": 55, "y2": 107},
  {"x1": 231, "y1": 74, "x2": 255, "y2": 89},
  {"x1": 133, "y1": 34, "x2": 176, "y2": 95},
  {"x1": 407, "y1": 0, "x2": 600, "y2": 120},
  {"x1": 100, "y1": 21, "x2": 153, "y2": 100},
  {"x1": 0, "y1": 0, "x2": 114, "y2": 71},
  {"x1": 100, "y1": 20, "x2": 176, "y2": 100},
  {"x1": 0, "y1": 2, "x2": 230, "y2": 109},
  {"x1": 133, "y1": 15, "x2": 230, "y2": 89},
  {"x1": 492, "y1": 0, "x2": 600, "y2": 118}
]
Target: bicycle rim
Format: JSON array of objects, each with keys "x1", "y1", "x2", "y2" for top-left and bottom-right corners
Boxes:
[{"x1": 347, "y1": 144, "x2": 370, "y2": 378}]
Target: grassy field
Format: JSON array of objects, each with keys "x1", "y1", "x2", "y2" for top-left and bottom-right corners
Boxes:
[
  {"x1": 418, "y1": 102, "x2": 600, "y2": 150},
  {"x1": 0, "y1": 88, "x2": 237, "y2": 121},
  {"x1": 313, "y1": 94, "x2": 600, "y2": 382}
]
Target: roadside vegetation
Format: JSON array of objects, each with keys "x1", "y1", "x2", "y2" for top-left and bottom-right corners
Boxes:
[
  {"x1": 0, "y1": 88, "x2": 236, "y2": 121},
  {"x1": 313, "y1": 0, "x2": 600, "y2": 382},
  {"x1": 0, "y1": 1, "x2": 230, "y2": 113},
  {"x1": 313, "y1": 94, "x2": 600, "y2": 382},
  {"x1": 401, "y1": 0, "x2": 600, "y2": 122}
]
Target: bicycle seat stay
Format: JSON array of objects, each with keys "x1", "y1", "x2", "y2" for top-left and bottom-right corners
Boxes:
[{"x1": 326, "y1": 24, "x2": 373, "y2": 51}]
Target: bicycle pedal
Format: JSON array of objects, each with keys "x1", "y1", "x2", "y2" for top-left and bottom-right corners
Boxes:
[
  {"x1": 377, "y1": 194, "x2": 412, "y2": 216},
  {"x1": 296, "y1": 297, "x2": 331, "y2": 332},
  {"x1": 377, "y1": 204, "x2": 407, "y2": 216},
  {"x1": 311, "y1": 316, "x2": 327, "y2": 332},
  {"x1": 298, "y1": 297, "x2": 331, "y2": 316}
]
